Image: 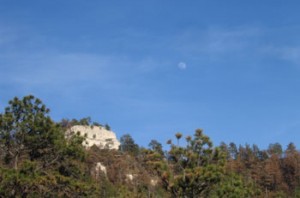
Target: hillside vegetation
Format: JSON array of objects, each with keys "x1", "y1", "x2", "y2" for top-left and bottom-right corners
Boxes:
[{"x1": 0, "y1": 95, "x2": 300, "y2": 197}]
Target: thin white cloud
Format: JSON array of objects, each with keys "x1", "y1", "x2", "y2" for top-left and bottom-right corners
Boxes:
[
  {"x1": 0, "y1": 50, "x2": 170, "y2": 100},
  {"x1": 1, "y1": 53, "x2": 119, "y2": 100},
  {"x1": 259, "y1": 45, "x2": 300, "y2": 66},
  {"x1": 3, "y1": 53, "x2": 107, "y2": 84},
  {"x1": 136, "y1": 57, "x2": 163, "y2": 73},
  {"x1": 173, "y1": 26, "x2": 263, "y2": 60},
  {"x1": 173, "y1": 25, "x2": 300, "y2": 69}
]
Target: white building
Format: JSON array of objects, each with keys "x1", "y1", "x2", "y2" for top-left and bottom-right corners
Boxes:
[{"x1": 66, "y1": 125, "x2": 120, "y2": 150}]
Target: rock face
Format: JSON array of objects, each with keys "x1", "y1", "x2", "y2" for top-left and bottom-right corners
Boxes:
[
  {"x1": 66, "y1": 125, "x2": 120, "y2": 150},
  {"x1": 95, "y1": 162, "x2": 107, "y2": 178}
]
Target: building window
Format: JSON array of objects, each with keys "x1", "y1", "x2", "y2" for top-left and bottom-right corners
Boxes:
[{"x1": 93, "y1": 134, "x2": 96, "y2": 139}]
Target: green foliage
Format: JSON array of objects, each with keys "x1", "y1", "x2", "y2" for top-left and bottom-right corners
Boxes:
[
  {"x1": 104, "y1": 124, "x2": 111, "y2": 131},
  {"x1": 77, "y1": 117, "x2": 92, "y2": 126},
  {"x1": 0, "y1": 96, "x2": 100, "y2": 197},
  {"x1": 0, "y1": 95, "x2": 64, "y2": 170},
  {"x1": 294, "y1": 187, "x2": 300, "y2": 198},
  {"x1": 92, "y1": 121, "x2": 102, "y2": 127},
  {"x1": 210, "y1": 173, "x2": 260, "y2": 198},
  {"x1": 162, "y1": 129, "x2": 226, "y2": 197},
  {"x1": 0, "y1": 161, "x2": 100, "y2": 197},
  {"x1": 60, "y1": 117, "x2": 110, "y2": 131},
  {"x1": 1, "y1": 95, "x2": 300, "y2": 197},
  {"x1": 120, "y1": 134, "x2": 139, "y2": 156},
  {"x1": 268, "y1": 142, "x2": 283, "y2": 156},
  {"x1": 148, "y1": 139, "x2": 164, "y2": 156},
  {"x1": 175, "y1": 132, "x2": 182, "y2": 146}
]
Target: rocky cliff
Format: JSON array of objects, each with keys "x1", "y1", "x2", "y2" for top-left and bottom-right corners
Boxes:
[{"x1": 66, "y1": 125, "x2": 120, "y2": 150}]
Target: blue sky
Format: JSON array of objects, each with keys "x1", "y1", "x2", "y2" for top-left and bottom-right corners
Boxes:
[{"x1": 1, "y1": 1, "x2": 300, "y2": 149}]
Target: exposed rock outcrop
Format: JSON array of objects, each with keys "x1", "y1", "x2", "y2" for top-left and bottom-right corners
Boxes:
[
  {"x1": 66, "y1": 125, "x2": 120, "y2": 150},
  {"x1": 93, "y1": 162, "x2": 107, "y2": 179}
]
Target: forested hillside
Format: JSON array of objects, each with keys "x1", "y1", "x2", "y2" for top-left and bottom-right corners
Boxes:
[{"x1": 0, "y1": 96, "x2": 300, "y2": 197}]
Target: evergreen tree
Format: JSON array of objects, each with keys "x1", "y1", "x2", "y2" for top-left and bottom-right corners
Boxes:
[
  {"x1": 163, "y1": 129, "x2": 226, "y2": 197},
  {"x1": 0, "y1": 95, "x2": 63, "y2": 170},
  {"x1": 148, "y1": 139, "x2": 164, "y2": 156},
  {"x1": 120, "y1": 134, "x2": 139, "y2": 156}
]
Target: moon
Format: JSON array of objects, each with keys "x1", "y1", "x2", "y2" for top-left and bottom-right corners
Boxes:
[{"x1": 178, "y1": 62, "x2": 187, "y2": 70}]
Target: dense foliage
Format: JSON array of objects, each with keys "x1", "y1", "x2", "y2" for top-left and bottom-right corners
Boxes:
[{"x1": 0, "y1": 95, "x2": 299, "y2": 197}]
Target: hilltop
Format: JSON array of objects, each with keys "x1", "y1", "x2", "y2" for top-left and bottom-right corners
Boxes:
[{"x1": 0, "y1": 95, "x2": 300, "y2": 197}]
